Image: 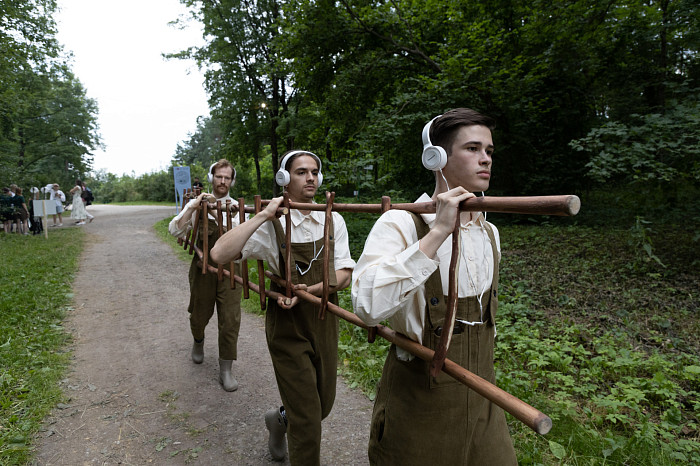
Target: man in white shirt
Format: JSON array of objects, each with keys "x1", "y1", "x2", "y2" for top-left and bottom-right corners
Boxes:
[
  {"x1": 352, "y1": 108, "x2": 517, "y2": 464},
  {"x1": 211, "y1": 150, "x2": 355, "y2": 465},
  {"x1": 50, "y1": 184, "x2": 66, "y2": 227},
  {"x1": 169, "y1": 159, "x2": 243, "y2": 392}
]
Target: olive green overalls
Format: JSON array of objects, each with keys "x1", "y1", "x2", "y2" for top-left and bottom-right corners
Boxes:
[
  {"x1": 368, "y1": 213, "x2": 517, "y2": 465},
  {"x1": 267, "y1": 216, "x2": 339, "y2": 466},
  {"x1": 187, "y1": 217, "x2": 242, "y2": 360}
]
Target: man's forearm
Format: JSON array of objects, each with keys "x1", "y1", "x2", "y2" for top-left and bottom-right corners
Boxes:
[
  {"x1": 210, "y1": 213, "x2": 267, "y2": 264},
  {"x1": 299, "y1": 268, "x2": 353, "y2": 296}
]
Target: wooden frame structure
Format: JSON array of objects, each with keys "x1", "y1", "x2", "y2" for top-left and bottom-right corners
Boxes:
[{"x1": 177, "y1": 191, "x2": 581, "y2": 435}]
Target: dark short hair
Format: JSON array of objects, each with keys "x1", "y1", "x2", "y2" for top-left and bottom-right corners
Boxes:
[
  {"x1": 282, "y1": 151, "x2": 320, "y2": 171},
  {"x1": 430, "y1": 108, "x2": 495, "y2": 156}
]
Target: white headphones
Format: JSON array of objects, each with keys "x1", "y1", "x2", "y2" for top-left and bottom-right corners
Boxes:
[
  {"x1": 275, "y1": 150, "x2": 323, "y2": 187},
  {"x1": 208, "y1": 161, "x2": 236, "y2": 184},
  {"x1": 421, "y1": 115, "x2": 447, "y2": 171}
]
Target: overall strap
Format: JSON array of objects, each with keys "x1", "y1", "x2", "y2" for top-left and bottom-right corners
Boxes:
[
  {"x1": 408, "y1": 212, "x2": 446, "y2": 327},
  {"x1": 482, "y1": 222, "x2": 499, "y2": 299}
]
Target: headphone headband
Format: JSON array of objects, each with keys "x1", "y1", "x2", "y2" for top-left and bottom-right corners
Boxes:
[{"x1": 275, "y1": 150, "x2": 323, "y2": 187}]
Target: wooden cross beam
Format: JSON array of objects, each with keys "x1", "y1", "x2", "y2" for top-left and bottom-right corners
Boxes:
[{"x1": 179, "y1": 192, "x2": 579, "y2": 436}]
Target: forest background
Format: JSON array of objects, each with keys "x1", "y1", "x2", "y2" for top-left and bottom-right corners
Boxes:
[{"x1": 1, "y1": 0, "x2": 699, "y2": 464}]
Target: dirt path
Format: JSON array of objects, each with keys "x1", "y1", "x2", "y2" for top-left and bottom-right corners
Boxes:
[{"x1": 34, "y1": 205, "x2": 372, "y2": 465}]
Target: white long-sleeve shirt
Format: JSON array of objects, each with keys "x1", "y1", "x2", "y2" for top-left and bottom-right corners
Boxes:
[
  {"x1": 352, "y1": 193, "x2": 500, "y2": 360},
  {"x1": 168, "y1": 194, "x2": 243, "y2": 239},
  {"x1": 240, "y1": 208, "x2": 356, "y2": 276}
]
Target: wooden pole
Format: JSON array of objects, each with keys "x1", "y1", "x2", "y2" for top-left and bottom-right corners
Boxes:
[
  {"x1": 226, "y1": 199, "x2": 235, "y2": 289},
  {"x1": 239, "y1": 197, "x2": 249, "y2": 299},
  {"x1": 237, "y1": 195, "x2": 580, "y2": 217},
  {"x1": 431, "y1": 215, "x2": 461, "y2": 377},
  {"x1": 42, "y1": 198, "x2": 48, "y2": 239},
  {"x1": 283, "y1": 192, "x2": 292, "y2": 300},
  {"x1": 201, "y1": 199, "x2": 209, "y2": 275},
  {"x1": 216, "y1": 200, "x2": 224, "y2": 282},
  {"x1": 264, "y1": 270, "x2": 553, "y2": 436},
  {"x1": 319, "y1": 191, "x2": 334, "y2": 319},
  {"x1": 254, "y1": 195, "x2": 266, "y2": 310}
]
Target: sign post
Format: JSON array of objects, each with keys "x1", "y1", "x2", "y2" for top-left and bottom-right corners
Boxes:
[
  {"x1": 173, "y1": 167, "x2": 191, "y2": 213},
  {"x1": 33, "y1": 199, "x2": 56, "y2": 239}
]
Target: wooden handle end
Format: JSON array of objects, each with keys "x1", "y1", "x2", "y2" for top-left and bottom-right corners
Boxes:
[
  {"x1": 567, "y1": 195, "x2": 581, "y2": 216},
  {"x1": 534, "y1": 414, "x2": 553, "y2": 435}
]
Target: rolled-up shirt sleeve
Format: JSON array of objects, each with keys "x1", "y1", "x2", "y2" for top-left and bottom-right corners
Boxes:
[
  {"x1": 168, "y1": 197, "x2": 243, "y2": 239},
  {"x1": 168, "y1": 199, "x2": 197, "y2": 238},
  {"x1": 332, "y1": 212, "x2": 355, "y2": 271}
]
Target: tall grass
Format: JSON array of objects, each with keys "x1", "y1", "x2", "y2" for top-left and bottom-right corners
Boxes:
[{"x1": 0, "y1": 228, "x2": 84, "y2": 464}]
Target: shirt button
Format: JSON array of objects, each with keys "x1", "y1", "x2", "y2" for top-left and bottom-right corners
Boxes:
[{"x1": 422, "y1": 270, "x2": 429, "y2": 276}]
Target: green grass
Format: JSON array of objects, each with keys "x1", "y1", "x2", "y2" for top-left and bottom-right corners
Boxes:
[
  {"x1": 495, "y1": 223, "x2": 700, "y2": 465},
  {"x1": 154, "y1": 213, "x2": 700, "y2": 464},
  {"x1": 0, "y1": 227, "x2": 85, "y2": 464}
]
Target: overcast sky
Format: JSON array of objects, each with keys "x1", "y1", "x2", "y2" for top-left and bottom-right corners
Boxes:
[{"x1": 55, "y1": 0, "x2": 210, "y2": 176}]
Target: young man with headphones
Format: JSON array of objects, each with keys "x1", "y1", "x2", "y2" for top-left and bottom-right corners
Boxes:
[
  {"x1": 169, "y1": 159, "x2": 244, "y2": 392},
  {"x1": 210, "y1": 150, "x2": 355, "y2": 464},
  {"x1": 352, "y1": 108, "x2": 517, "y2": 464}
]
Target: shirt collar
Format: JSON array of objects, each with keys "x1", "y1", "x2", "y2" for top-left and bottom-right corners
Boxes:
[{"x1": 289, "y1": 202, "x2": 324, "y2": 227}]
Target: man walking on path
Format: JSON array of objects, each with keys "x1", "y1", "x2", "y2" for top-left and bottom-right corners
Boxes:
[
  {"x1": 169, "y1": 159, "x2": 244, "y2": 392},
  {"x1": 352, "y1": 108, "x2": 517, "y2": 464},
  {"x1": 211, "y1": 150, "x2": 356, "y2": 465}
]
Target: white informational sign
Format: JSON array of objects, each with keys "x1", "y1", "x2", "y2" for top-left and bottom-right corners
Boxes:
[
  {"x1": 32, "y1": 199, "x2": 57, "y2": 216},
  {"x1": 173, "y1": 166, "x2": 192, "y2": 212}
]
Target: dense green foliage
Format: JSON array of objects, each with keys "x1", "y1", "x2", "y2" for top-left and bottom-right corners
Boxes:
[
  {"x1": 0, "y1": 228, "x2": 84, "y2": 464},
  {"x1": 170, "y1": 0, "x2": 699, "y2": 205},
  {"x1": 0, "y1": 0, "x2": 101, "y2": 191}
]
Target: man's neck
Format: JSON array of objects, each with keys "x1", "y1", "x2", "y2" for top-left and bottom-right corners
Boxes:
[{"x1": 288, "y1": 194, "x2": 314, "y2": 215}]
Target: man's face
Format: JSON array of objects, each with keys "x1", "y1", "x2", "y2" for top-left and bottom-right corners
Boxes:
[
  {"x1": 211, "y1": 166, "x2": 234, "y2": 198},
  {"x1": 53, "y1": 185, "x2": 59, "y2": 192},
  {"x1": 285, "y1": 155, "x2": 319, "y2": 202},
  {"x1": 442, "y1": 125, "x2": 494, "y2": 193}
]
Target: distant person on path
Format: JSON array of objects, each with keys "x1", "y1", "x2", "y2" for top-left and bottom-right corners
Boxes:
[
  {"x1": 29, "y1": 187, "x2": 43, "y2": 235},
  {"x1": 192, "y1": 176, "x2": 204, "y2": 191},
  {"x1": 11, "y1": 187, "x2": 30, "y2": 235},
  {"x1": 168, "y1": 160, "x2": 244, "y2": 392},
  {"x1": 352, "y1": 108, "x2": 517, "y2": 464},
  {"x1": 69, "y1": 179, "x2": 92, "y2": 225},
  {"x1": 1, "y1": 187, "x2": 14, "y2": 233},
  {"x1": 211, "y1": 150, "x2": 356, "y2": 465},
  {"x1": 80, "y1": 181, "x2": 94, "y2": 206},
  {"x1": 50, "y1": 184, "x2": 66, "y2": 227}
]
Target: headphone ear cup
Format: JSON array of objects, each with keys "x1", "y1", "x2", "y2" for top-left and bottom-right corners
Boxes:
[
  {"x1": 208, "y1": 162, "x2": 216, "y2": 184},
  {"x1": 422, "y1": 145, "x2": 447, "y2": 171},
  {"x1": 317, "y1": 172, "x2": 323, "y2": 187},
  {"x1": 275, "y1": 169, "x2": 290, "y2": 187}
]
